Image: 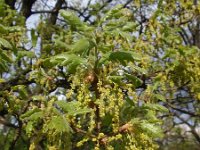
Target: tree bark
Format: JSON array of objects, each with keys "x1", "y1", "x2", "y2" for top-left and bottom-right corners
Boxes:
[
  {"x1": 5, "y1": 0, "x2": 16, "y2": 9},
  {"x1": 49, "y1": 0, "x2": 65, "y2": 25},
  {"x1": 194, "y1": 16, "x2": 200, "y2": 48},
  {"x1": 21, "y1": 0, "x2": 37, "y2": 19}
]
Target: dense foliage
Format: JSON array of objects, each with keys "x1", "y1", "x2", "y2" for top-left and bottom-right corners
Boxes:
[{"x1": 0, "y1": 0, "x2": 200, "y2": 150}]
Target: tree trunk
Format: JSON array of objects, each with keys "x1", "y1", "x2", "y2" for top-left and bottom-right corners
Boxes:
[{"x1": 21, "y1": 0, "x2": 37, "y2": 19}]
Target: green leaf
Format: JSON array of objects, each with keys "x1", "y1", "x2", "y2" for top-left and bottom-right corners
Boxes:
[
  {"x1": 55, "y1": 101, "x2": 80, "y2": 113},
  {"x1": 60, "y1": 10, "x2": 82, "y2": 26},
  {"x1": 68, "y1": 108, "x2": 92, "y2": 116},
  {"x1": 140, "y1": 121, "x2": 163, "y2": 138},
  {"x1": 122, "y1": 22, "x2": 137, "y2": 32},
  {"x1": 131, "y1": 65, "x2": 147, "y2": 74},
  {"x1": 31, "y1": 29, "x2": 38, "y2": 47},
  {"x1": 131, "y1": 119, "x2": 163, "y2": 138},
  {"x1": 130, "y1": 118, "x2": 140, "y2": 124},
  {"x1": 44, "y1": 116, "x2": 71, "y2": 133},
  {"x1": 54, "y1": 39, "x2": 71, "y2": 50},
  {"x1": 21, "y1": 108, "x2": 41, "y2": 119},
  {"x1": 27, "y1": 111, "x2": 43, "y2": 121},
  {"x1": 143, "y1": 103, "x2": 168, "y2": 112},
  {"x1": 60, "y1": 10, "x2": 87, "y2": 31},
  {"x1": 67, "y1": 60, "x2": 82, "y2": 73},
  {"x1": 102, "y1": 113, "x2": 113, "y2": 127},
  {"x1": 55, "y1": 101, "x2": 91, "y2": 116},
  {"x1": 25, "y1": 121, "x2": 34, "y2": 136},
  {"x1": 125, "y1": 97, "x2": 135, "y2": 106},
  {"x1": 0, "y1": 59, "x2": 8, "y2": 72},
  {"x1": 124, "y1": 73, "x2": 143, "y2": 87},
  {"x1": 44, "y1": 53, "x2": 85, "y2": 73},
  {"x1": 52, "y1": 53, "x2": 83, "y2": 65},
  {"x1": 108, "y1": 75, "x2": 124, "y2": 84},
  {"x1": 145, "y1": 110, "x2": 159, "y2": 122},
  {"x1": 154, "y1": 94, "x2": 166, "y2": 102},
  {"x1": 0, "y1": 24, "x2": 8, "y2": 34},
  {"x1": 0, "y1": 37, "x2": 12, "y2": 49},
  {"x1": 99, "y1": 51, "x2": 141, "y2": 66},
  {"x1": 72, "y1": 38, "x2": 90, "y2": 54},
  {"x1": 119, "y1": 30, "x2": 132, "y2": 43},
  {"x1": 0, "y1": 50, "x2": 13, "y2": 63},
  {"x1": 12, "y1": 85, "x2": 28, "y2": 99},
  {"x1": 7, "y1": 26, "x2": 22, "y2": 32},
  {"x1": 101, "y1": 5, "x2": 123, "y2": 22},
  {"x1": 17, "y1": 50, "x2": 35, "y2": 59}
]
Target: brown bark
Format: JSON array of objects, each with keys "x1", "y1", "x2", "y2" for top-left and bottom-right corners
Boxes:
[
  {"x1": 5, "y1": 0, "x2": 16, "y2": 9},
  {"x1": 49, "y1": 0, "x2": 65, "y2": 25},
  {"x1": 21, "y1": 0, "x2": 37, "y2": 19},
  {"x1": 193, "y1": 16, "x2": 200, "y2": 48}
]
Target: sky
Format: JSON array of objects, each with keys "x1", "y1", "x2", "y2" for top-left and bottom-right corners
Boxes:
[{"x1": 26, "y1": 0, "x2": 96, "y2": 29}]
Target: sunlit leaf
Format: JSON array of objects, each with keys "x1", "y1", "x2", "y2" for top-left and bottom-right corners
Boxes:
[
  {"x1": 44, "y1": 116, "x2": 71, "y2": 133},
  {"x1": 17, "y1": 50, "x2": 35, "y2": 59},
  {"x1": 0, "y1": 49, "x2": 12, "y2": 63},
  {"x1": 0, "y1": 37, "x2": 12, "y2": 49}
]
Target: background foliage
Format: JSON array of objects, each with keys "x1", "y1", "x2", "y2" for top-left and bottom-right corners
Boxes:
[{"x1": 0, "y1": 0, "x2": 200, "y2": 150}]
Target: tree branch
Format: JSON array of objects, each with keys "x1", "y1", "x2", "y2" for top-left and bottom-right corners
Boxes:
[
  {"x1": 167, "y1": 102, "x2": 200, "y2": 117},
  {"x1": 0, "y1": 116, "x2": 18, "y2": 129},
  {"x1": 180, "y1": 27, "x2": 192, "y2": 46},
  {"x1": 0, "y1": 68, "x2": 32, "y2": 91},
  {"x1": 21, "y1": 0, "x2": 37, "y2": 18},
  {"x1": 49, "y1": 0, "x2": 65, "y2": 25},
  {"x1": 176, "y1": 114, "x2": 200, "y2": 144},
  {"x1": 8, "y1": 117, "x2": 22, "y2": 150},
  {"x1": 84, "y1": 0, "x2": 113, "y2": 22},
  {"x1": 123, "y1": 0, "x2": 133, "y2": 8}
]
